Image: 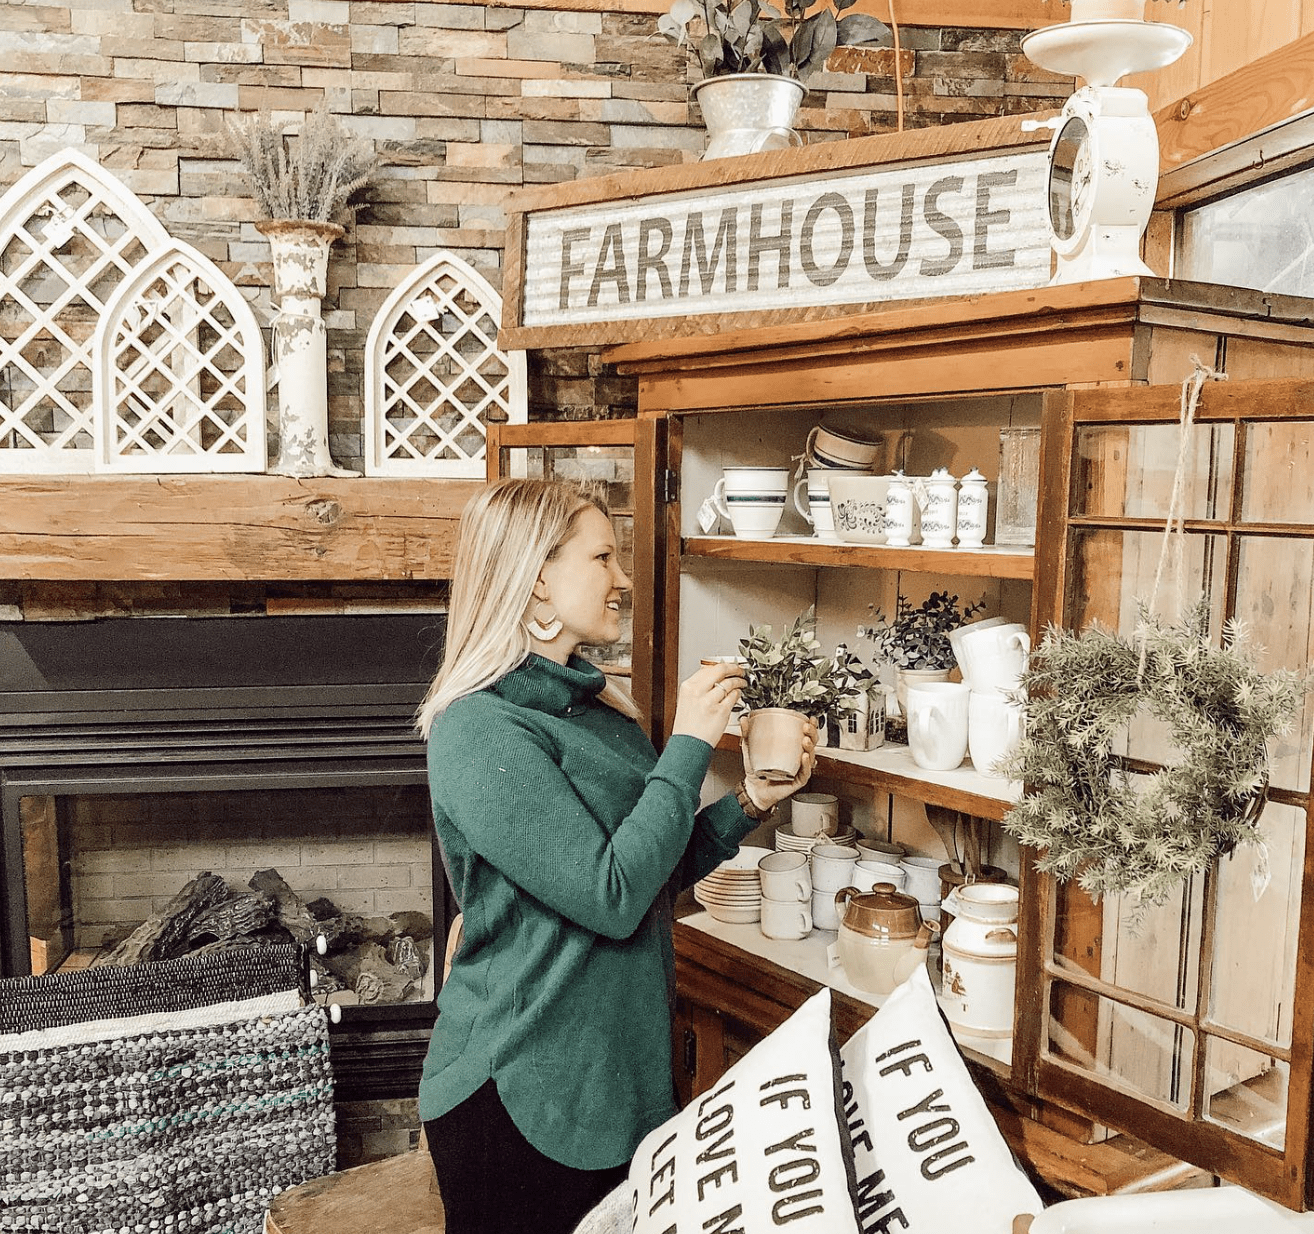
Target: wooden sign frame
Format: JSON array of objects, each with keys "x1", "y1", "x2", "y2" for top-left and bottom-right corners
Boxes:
[{"x1": 500, "y1": 114, "x2": 1057, "y2": 351}]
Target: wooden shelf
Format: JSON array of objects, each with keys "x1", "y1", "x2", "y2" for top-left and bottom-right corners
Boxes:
[
  {"x1": 717, "y1": 730, "x2": 1021, "y2": 821},
  {"x1": 684, "y1": 535, "x2": 1035, "y2": 580}
]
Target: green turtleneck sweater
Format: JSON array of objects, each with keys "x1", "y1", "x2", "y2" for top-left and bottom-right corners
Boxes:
[{"x1": 420, "y1": 653, "x2": 755, "y2": 1169}]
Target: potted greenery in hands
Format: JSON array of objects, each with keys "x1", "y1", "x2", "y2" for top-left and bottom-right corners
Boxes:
[
  {"x1": 858, "y1": 591, "x2": 987, "y2": 716},
  {"x1": 659, "y1": 0, "x2": 891, "y2": 159},
  {"x1": 738, "y1": 608, "x2": 852, "y2": 778}
]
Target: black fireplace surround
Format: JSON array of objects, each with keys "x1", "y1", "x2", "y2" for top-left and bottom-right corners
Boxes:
[{"x1": 0, "y1": 613, "x2": 455, "y2": 1100}]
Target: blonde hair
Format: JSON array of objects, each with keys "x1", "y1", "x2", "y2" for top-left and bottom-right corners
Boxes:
[{"x1": 416, "y1": 477, "x2": 640, "y2": 737}]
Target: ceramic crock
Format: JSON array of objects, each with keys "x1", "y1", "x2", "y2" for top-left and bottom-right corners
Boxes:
[
  {"x1": 940, "y1": 883, "x2": 1020, "y2": 1038},
  {"x1": 835, "y1": 883, "x2": 938, "y2": 995}
]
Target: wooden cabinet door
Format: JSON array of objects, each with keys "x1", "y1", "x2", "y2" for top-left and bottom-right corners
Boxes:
[
  {"x1": 485, "y1": 417, "x2": 667, "y2": 735},
  {"x1": 1017, "y1": 377, "x2": 1314, "y2": 1209}
]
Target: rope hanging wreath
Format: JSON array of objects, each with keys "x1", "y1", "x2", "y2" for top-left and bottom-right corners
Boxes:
[{"x1": 1001, "y1": 358, "x2": 1310, "y2": 908}]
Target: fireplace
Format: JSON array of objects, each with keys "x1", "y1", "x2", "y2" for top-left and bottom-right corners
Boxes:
[{"x1": 0, "y1": 612, "x2": 455, "y2": 1101}]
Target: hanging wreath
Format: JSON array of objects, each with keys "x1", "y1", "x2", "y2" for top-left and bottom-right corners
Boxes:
[{"x1": 1001, "y1": 601, "x2": 1309, "y2": 908}]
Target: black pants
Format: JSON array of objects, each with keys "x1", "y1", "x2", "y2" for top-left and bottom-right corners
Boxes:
[{"x1": 424, "y1": 1078, "x2": 628, "y2": 1234}]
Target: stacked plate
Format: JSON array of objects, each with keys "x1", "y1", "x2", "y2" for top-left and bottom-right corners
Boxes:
[
  {"x1": 694, "y1": 845, "x2": 771, "y2": 923},
  {"x1": 774, "y1": 823, "x2": 859, "y2": 854}
]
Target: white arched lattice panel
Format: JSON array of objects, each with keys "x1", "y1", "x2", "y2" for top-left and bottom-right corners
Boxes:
[
  {"x1": 364, "y1": 251, "x2": 526, "y2": 477},
  {"x1": 0, "y1": 150, "x2": 170, "y2": 473},
  {"x1": 94, "y1": 241, "x2": 266, "y2": 473}
]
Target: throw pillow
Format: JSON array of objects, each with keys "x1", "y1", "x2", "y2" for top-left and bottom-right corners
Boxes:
[
  {"x1": 840, "y1": 964, "x2": 1043, "y2": 1233},
  {"x1": 628, "y1": 986, "x2": 861, "y2": 1234}
]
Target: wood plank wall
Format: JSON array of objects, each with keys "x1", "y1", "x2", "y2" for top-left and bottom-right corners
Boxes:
[{"x1": 1131, "y1": 0, "x2": 1314, "y2": 113}]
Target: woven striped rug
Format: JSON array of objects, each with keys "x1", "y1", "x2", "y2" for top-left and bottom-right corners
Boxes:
[{"x1": 0, "y1": 947, "x2": 335, "y2": 1234}]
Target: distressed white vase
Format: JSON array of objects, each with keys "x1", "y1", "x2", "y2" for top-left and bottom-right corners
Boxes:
[{"x1": 257, "y1": 219, "x2": 358, "y2": 477}]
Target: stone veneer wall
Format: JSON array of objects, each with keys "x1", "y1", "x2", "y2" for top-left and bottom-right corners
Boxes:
[{"x1": 1, "y1": 0, "x2": 1071, "y2": 440}]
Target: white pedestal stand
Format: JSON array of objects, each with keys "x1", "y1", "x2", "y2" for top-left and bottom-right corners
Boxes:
[
  {"x1": 1021, "y1": 17, "x2": 1191, "y2": 284},
  {"x1": 256, "y1": 219, "x2": 359, "y2": 477}
]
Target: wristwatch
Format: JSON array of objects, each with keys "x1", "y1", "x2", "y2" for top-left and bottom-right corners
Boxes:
[{"x1": 735, "y1": 780, "x2": 775, "y2": 822}]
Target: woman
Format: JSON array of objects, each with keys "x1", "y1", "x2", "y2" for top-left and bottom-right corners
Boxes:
[{"x1": 416, "y1": 477, "x2": 817, "y2": 1234}]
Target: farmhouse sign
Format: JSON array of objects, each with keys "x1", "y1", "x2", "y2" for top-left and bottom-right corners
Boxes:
[{"x1": 519, "y1": 149, "x2": 1051, "y2": 331}]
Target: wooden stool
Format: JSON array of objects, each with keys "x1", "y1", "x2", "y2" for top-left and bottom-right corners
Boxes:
[{"x1": 264, "y1": 1148, "x2": 445, "y2": 1234}]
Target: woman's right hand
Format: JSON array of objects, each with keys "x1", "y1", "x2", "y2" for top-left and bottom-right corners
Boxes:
[{"x1": 670, "y1": 662, "x2": 746, "y2": 748}]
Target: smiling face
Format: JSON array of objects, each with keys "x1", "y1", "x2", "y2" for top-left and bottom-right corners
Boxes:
[{"x1": 532, "y1": 504, "x2": 632, "y2": 662}]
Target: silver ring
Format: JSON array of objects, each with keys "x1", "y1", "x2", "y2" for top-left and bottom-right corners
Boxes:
[{"x1": 715, "y1": 683, "x2": 726, "y2": 700}]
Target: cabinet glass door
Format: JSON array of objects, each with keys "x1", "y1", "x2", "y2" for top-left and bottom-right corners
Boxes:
[
  {"x1": 1019, "y1": 380, "x2": 1314, "y2": 1207},
  {"x1": 486, "y1": 418, "x2": 664, "y2": 732}
]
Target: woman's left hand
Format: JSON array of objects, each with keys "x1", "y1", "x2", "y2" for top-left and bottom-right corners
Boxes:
[{"x1": 742, "y1": 718, "x2": 819, "y2": 813}]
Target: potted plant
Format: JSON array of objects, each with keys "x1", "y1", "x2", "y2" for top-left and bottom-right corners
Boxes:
[
  {"x1": 227, "y1": 103, "x2": 378, "y2": 478},
  {"x1": 659, "y1": 0, "x2": 891, "y2": 159},
  {"x1": 1000, "y1": 602, "x2": 1309, "y2": 911},
  {"x1": 737, "y1": 608, "x2": 852, "y2": 779},
  {"x1": 858, "y1": 591, "x2": 986, "y2": 714}
]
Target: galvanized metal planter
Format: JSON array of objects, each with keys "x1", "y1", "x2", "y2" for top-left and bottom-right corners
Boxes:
[{"x1": 692, "y1": 73, "x2": 806, "y2": 161}]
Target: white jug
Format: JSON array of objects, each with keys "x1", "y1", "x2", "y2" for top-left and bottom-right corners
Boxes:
[{"x1": 941, "y1": 883, "x2": 1019, "y2": 1038}]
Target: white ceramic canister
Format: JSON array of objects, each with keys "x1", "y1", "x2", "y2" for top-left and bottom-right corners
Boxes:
[
  {"x1": 955, "y1": 467, "x2": 989, "y2": 548},
  {"x1": 920, "y1": 468, "x2": 958, "y2": 548},
  {"x1": 882, "y1": 471, "x2": 915, "y2": 547},
  {"x1": 940, "y1": 883, "x2": 1020, "y2": 1038}
]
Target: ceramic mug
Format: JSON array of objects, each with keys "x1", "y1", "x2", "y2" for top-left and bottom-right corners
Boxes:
[
  {"x1": 852, "y1": 859, "x2": 908, "y2": 892},
  {"x1": 758, "y1": 851, "x2": 811, "y2": 902},
  {"x1": 811, "y1": 886, "x2": 841, "y2": 930},
  {"x1": 951, "y1": 619, "x2": 1030, "y2": 693},
  {"x1": 792, "y1": 469, "x2": 837, "y2": 540},
  {"x1": 857, "y1": 838, "x2": 906, "y2": 862},
  {"x1": 905, "y1": 680, "x2": 970, "y2": 772},
  {"x1": 968, "y1": 689, "x2": 1024, "y2": 778},
  {"x1": 760, "y1": 895, "x2": 813, "y2": 940},
  {"x1": 711, "y1": 466, "x2": 790, "y2": 539},
  {"x1": 810, "y1": 843, "x2": 859, "y2": 892},
  {"x1": 791, "y1": 791, "x2": 839, "y2": 838},
  {"x1": 804, "y1": 423, "x2": 885, "y2": 471},
  {"x1": 899, "y1": 854, "x2": 945, "y2": 906}
]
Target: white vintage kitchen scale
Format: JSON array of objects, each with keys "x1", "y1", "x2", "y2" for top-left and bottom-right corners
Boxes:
[{"x1": 1020, "y1": 0, "x2": 1192, "y2": 284}]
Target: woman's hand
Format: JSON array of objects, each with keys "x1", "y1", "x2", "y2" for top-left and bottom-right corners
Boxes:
[
  {"x1": 670, "y1": 662, "x2": 747, "y2": 749},
  {"x1": 742, "y1": 717, "x2": 819, "y2": 813}
]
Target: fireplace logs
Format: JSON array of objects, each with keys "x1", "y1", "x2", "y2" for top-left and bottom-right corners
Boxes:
[{"x1": 91, "y1": 867, "x2": 433, "y2": 1007}]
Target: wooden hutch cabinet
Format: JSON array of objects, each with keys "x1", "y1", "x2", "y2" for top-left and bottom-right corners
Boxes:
[{"x1": 496, "y1": 122, "x2": 1314, "y2": 1208}]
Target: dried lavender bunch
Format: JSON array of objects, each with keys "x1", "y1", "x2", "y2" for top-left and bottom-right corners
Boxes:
[{"x1": 227, "y1": 104, "x2": 378, "y2": 224}]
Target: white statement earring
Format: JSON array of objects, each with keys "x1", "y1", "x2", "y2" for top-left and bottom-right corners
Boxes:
[{"x1": 526, "y1": 603, "x2": 563, "y2": 641}]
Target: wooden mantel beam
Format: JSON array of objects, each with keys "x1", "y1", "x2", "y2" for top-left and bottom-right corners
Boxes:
[{"x1": 0, "y1": 475, "x2": 482, "y2": 583}]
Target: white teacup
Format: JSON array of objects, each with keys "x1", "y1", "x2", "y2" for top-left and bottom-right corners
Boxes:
[
  {"x1": 758, "y1": 851, "x2": 811, "y2": 902},
  {"x1": 899, "y1": 855, "x2": 944, "y2": 906},
  {"x1": 811, "y1": 887, "x2": 841, "y2": 931},
  {"x1": 792, "y1": 469, "x2": 837, "y2": 540},
  {"x1": 790, "y1": 792, "x2": 839, "y2": 838},
  {"x1": 968, "y1": 689, "x2": 1024, "y2": 778},
  {"x1": 852, "y1": 859, "x2": 907, "y2": 893},
  {"x1": 810, "y1": 843, "x2": 859, "y2": 893},
  {"x1": 761, "y1": 896, "x2": 813, "y2": 940},
  {"x1": 906, "y1": 680, "x2": 970, "y2": 772},
  {"x1": 712, "y1": 466, "x2": 790, "y2": 539}
]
